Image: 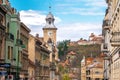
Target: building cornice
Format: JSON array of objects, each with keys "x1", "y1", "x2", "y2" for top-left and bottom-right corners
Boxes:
[
  {"x1": 43, "y1": 27, "x2": 57, "y2": 30},
  {"x1": 20, "y1": 22, "x2": 31, "y2": 32}
]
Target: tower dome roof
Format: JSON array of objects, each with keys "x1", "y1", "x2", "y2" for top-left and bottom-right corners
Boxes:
[{"x1": 46, "y1": 12, "x2": 54, "y2": 19}]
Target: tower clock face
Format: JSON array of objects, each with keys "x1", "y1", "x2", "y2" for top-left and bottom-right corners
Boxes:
[{"x1": 48, "y1": 31, "x2": 53, "y2": 37}]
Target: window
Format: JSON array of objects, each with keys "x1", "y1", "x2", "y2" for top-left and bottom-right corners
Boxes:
[
  {"x1": 95, "y1": 78, "x2": 100, "y2": 80},
  {"x1": 8, "y1": 46, "x2": 14, "y2": 60},
  {"x1": 11, "y1": 47, "x2": 13, "y2": 59},
  {"x1": 17, "y1": 30, "x2": 19, "y2": 39},
  {"x1": 95, "y1": 71, "x2": 100, "y2": 74},
  {"x1": 18, "y1": 51, "x2": 22, "y2": 63},
  {"x1": 6, "y1": 22, "x2": 9, "y2": 33},
  {"x1": 8, "y1": 46, "x2": 10, "y2": 59}
]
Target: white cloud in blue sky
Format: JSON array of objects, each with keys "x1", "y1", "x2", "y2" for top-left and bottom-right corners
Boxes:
[{"x1": 10, "y1": 0, "x2": 107, "y2": 41}]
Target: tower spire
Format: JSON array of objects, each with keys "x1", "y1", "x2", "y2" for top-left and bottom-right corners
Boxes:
[
  {"x1": 49, "y1": 6, "x2": 51, "y2": 13},
  {"x1": 49, "y1": 0, "x2": 52, "y2": 13}
]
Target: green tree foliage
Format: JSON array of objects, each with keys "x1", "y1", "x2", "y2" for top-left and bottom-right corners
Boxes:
[
  {"x1": 68, "y1": 44, "x2": 101, "y2": 57},
  {"x1": 57, "y1": 40, "x2": 70, "y2": 59},
  {"x1": 58, "y1": 43, "x2": 101, "y2": 66},
  {"x1": 63, "y1": 74, "x2": 71, "y2": 80},
  {"x1": 68, "y1": 44, "x2": 101, "y2": 67}
]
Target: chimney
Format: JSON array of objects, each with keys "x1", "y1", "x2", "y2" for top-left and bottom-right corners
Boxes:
[{"x1": 36, "y1": 33, "x2": 39, "y2": 37}]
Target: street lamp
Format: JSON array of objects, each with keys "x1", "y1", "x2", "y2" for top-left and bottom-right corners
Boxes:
[{"x1": 47, "y1": 38, "x2": 56, "y2": 80}]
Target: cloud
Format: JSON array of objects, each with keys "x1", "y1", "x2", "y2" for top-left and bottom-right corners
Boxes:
[
  {"x1": 20, "y1": 10, "x2": 61, "y2": 27},
  {"x1": 20, "y1": 10, "x2": 61, "y2": 37},
  {"x1": 57, "y1": 23, "x2": 102, "y2": 41},
  {"x1": 20, "y1": 10, "x2": 102, "y2": 41}
]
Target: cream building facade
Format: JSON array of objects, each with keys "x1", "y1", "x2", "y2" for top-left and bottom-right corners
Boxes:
[{"x1": 102, "y1": 0, "x2": 120, "y2": 80}]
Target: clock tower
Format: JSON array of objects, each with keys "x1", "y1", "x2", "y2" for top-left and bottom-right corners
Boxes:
[{"x1": 43, "y1": 12, "x2": 57, "y2": 45}]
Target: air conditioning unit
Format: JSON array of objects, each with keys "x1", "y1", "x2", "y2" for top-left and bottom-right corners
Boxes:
[{"x1": 101, "y1": 43, "x2": 109, "y2": 52}]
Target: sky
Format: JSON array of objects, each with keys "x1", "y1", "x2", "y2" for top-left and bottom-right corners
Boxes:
[{"x1": 9, "y1": 0, "x2": 107, "y2": 41}]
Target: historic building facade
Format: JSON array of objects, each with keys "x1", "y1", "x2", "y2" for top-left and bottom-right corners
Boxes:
[
  {"x1": 102, "y1": 0, "x2": 120, "y2": 80},
  {"x1": 0, "y1": 4, "x2": 7, "y2": 80},
  {"x1": 0, "y1": 0, "x2": 24, "y2": 79},
  {"x1": 81, "y1": 56, "x2": 104, "y2": 80},
  {"x1": 28, "y1": 34, "x2": 50, "y2": 80},
  {"x1": 0, "y1": 3, "x2": 6, "y2": 62},
  {"x1": 20, "y1": 22, "x2": 31, "y2": 79}
]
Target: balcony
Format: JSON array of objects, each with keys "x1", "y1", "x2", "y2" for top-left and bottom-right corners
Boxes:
[
  {"x1": 110, "y1": 32, "x2": 120, "y2": 46},
  {"x1": 49, "y1": 62, "x2": 56, "y2": 71},
  {"x1": 35, "y1": 59, "x2": 40, "y2": 66},
  {"x1": 16, "y1": 39, "x2": 23, "y2": 46},
  {"x1": 102, "y1": 20, "x2": 111, "y2": 30},
  {"x1": 36, "y1": 40, "x2": 42, "y2": 46},
  {"x1": 5, "y1": 33, "x2": 14, "y2": 41},
  {"x1": 101, "y1": 43, "x2": 109, "y2": 52}
]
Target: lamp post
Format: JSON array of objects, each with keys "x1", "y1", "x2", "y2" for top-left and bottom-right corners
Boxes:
[{"x1": 47, "y1": 39, "x2": 56, "y2": 80}]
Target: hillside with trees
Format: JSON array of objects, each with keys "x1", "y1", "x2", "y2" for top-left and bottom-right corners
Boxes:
[{"x1": 57, "y1": 40, "x2": 101, "y2": 67}]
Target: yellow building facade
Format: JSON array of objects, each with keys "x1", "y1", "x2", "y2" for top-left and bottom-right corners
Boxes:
[
  {"x1": 20, "y1": 22, "x2": 31, "y2": 79},
  {"x1": 81, "y1": 56, "x2": 86, "y2": 80},
  {"x1": 81, "y1": 56, "x2": 104, "y2": 80},
  {"x1": 28, "y1": 34, "x2": 50, "y2": 80}
]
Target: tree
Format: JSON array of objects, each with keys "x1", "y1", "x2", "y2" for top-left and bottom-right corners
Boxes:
[
  {"x1": 63, "y1": 74, "x2": 71, "y2": 80},
  {"x1": 57, "y1": 40, "x2": 70, "y2": 59}
]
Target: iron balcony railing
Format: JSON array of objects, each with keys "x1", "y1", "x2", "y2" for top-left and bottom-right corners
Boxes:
[
  {"x1": 5, "y1": 33, "x2": 14, "y2": 41},
  {"x1": 16, "y1": 39, "x2": 23, "y2": 46}
]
